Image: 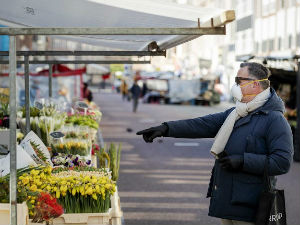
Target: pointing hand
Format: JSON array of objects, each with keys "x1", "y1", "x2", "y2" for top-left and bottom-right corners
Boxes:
[{"x1": 136, "y1": 124, "x2": 168, "y2": 143}]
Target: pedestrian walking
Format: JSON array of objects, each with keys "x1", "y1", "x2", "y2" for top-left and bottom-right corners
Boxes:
[
  {"x1": 130, "y1": 78, "x2": 141, "y2": 113},
  {"x1": 137, "y1": 62, "x2": 293, "y2": 225},
  {"x1": 83, "y1": 82, "x2": 93, "y2": 102},
  {"x1": 120, "y1": 80, "x2": 129, "y2": 101}
]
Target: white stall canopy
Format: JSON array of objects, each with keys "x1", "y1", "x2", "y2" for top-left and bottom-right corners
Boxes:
[{"x1": 0, "y1": 0, "x2": 235, "y2": 50}]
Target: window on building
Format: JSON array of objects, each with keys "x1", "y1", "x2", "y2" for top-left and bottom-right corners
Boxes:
[
  {"x1": 288, "y1": 0, "x2": 295, "y2": 7},
  {"x1": 288, "y1": 35, "x2": 292, "y2": 48},
  {"x1": 228, "y1": 44, "x2": 235, "y2": 52},
  {"x1": 278, "y1": 37, "x2": 282, "y2": 50},
  {"x1": 262, "y1": 40, "x2": 268, "y2": 52},
  {"x1": 262, "y1": 0, "x2": 277, "y2": 16},
  {"x1": 269, "y1": 39, "x2": 274, "y2": 51},
  {"x1": 33, "y1": 35, "x2": 38, "y2": 42},
  {"x1": 255, "y1": 42, "x2": 259, "y2": 52},
  {"x1": 297, "y1": 33, "x2": 300, "y2": 47}
]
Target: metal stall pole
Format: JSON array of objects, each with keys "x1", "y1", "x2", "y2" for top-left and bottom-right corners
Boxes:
[
  {"x1": 49, "y1": 64, "x2": 53, "y2": 98},
  {"x1": 295, "y1": 61, "x2": 300, "y2": 161},
  {"x1": 24, "y1": 55, "x2": 30, "y2": 134},
  {"x1": 9, "y1": 35, "x2": 17, "y2": 225}
]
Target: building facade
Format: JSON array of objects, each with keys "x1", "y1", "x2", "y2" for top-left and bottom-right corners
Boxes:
[{"x1": 171, "y1": 0, "x2": 300, "y2": 96}]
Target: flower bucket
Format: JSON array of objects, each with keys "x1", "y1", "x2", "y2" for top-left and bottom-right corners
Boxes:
[
  {"x1": 0, "y1": 202, "x2": 29, "y2": 225},
  {"x1": 52, "y1": 209, "x2": 112, "y2": 225}
]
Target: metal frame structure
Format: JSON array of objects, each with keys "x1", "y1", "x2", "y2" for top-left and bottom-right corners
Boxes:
[
  {"x1": 0, "y1": 23, "x2": 231, "y2": 225},
  {"x1": 0, "y1": 27, "x2": 226, "y2": 35},
  {"x1": 1, "y1": 56, "x2": 150, "y2": 130},
  {"x1": 0, "y1": 60, "x2": 151, "y2": 64},
  {"x1": 0, "y1": 50, "x2": 166, "y2": 57}
]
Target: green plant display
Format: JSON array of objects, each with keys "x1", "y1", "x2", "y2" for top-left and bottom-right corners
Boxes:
[{"x1": 108, "y1": 143, "x2": 122, "y2": 182}]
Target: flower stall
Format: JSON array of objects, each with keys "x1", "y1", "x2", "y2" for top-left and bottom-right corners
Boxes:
[{"x1": 0, "y1": 99, "x2": 123, "y2": 225}]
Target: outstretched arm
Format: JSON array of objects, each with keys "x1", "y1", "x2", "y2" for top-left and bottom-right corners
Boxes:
[
  {"x1": 137, "y1": 108, "x2": 234, "y2": 142},
  {"x1": 165, "y1": 108, "x2": 234, "y2": 139}
]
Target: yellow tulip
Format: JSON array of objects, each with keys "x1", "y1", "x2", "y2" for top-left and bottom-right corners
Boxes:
[
  {"x1": 56, "y1": 191, "x2": 60, "y2": 198},
  {"x1": 22, "y1": 177, "x2": 29, "y2": 185},
  {"x1": 86, "y1": 187, "x2": 93, "y2": 195},
  {"x1": 92, "y1": 194, "x2": 97, "y2": 200},
  {"x1": 29, "y1": 184, "x2": 37, "y2": 192}
]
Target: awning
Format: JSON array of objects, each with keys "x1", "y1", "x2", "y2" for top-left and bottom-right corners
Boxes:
[
  {"x1": 0, "y1": 0, "x2": 234, "y2": 50},
  {"x1": 86, "y1": 64, "x2": 110, "y2": 74}
]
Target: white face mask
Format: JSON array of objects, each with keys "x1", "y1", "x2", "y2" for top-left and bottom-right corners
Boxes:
[{"x1": 231, "y1": 84, "x2": 243, "y2": 102}]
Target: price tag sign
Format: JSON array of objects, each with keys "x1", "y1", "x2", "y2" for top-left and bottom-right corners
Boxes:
[
  {"x1": 50, "y1": 131, "x2": 65, "y2": 139},
  {"x1": 76, "y1": 101, "x2": 89, "y2": 109},
  {"x1": 34, "y1": 101, "x2": 43, "y2": 110}
]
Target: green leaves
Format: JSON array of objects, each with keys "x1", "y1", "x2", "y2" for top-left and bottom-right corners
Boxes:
[
  {"x1": 65, "y1": 115, "x2": 99, "y2": 130},
  {"x1": 57, "y1": 192, "x2": 110, "y2": 213},
  {"x1": 108, "y1": 143, "x2": 122, "y2": 182}
]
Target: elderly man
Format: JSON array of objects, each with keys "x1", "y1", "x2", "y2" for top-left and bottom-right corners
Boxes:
[{"x1": 137, "y1": 62, "x2": 293, "y2": 225}]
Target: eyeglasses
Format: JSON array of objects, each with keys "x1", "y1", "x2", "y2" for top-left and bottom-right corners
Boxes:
[{"x1": 235, "y1": 77, "x2": 255, "y2": 85}]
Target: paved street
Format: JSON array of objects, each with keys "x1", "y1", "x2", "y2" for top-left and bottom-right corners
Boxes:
[{"x1": 94, "y1": 90, "x2": 300, "y2": 225}]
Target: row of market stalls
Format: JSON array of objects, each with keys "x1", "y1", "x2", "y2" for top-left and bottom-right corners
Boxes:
[{"x1": 0, "y1": 0, "x2": 235, "y2": 224}]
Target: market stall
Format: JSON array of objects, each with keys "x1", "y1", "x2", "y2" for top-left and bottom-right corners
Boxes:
[
  {"x1": 0, "y1": 64, "x2": 85, "y2": 106},
  {"x1": 0, "y1": 98, "x2": 123, "y2": 225}
]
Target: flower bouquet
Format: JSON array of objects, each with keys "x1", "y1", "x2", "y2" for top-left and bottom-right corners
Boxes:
[
  {"x1": 88, "y1": 109, "x2": 102, "y2": 123},
  {"x1": 31, "y1": 192, "x2": 63, "y2": 225},
  {"x1": 30, "y1": 141, "x2": 49, "y2": 165},
  {"x1": 49, "y1": 171, "x2": 115, "y2": 213},
  {"x1": 61, "y1": 125, "x2": 90, "y2": 141},
  {"x1": 65, "y1": 114, "x2": 99, "y2": 130},
  {"x1": 51, "y1": 139, "x2": 91, "y2": 156},
  {"x1": 18, "y1": 105, "x2": 66, "y2": 146},
  {"x1": 1, "y1": 166, "x2": 47, "y2": 217},
  {"x1": 18, "y1": 167, "x2": 116, "y2": 214},
  {"x1": 51, "y1": 153, "x2": 92, "y2": 168},
  {"x1": 91, "y1": 143, "x2": 100, "y2": 155}
]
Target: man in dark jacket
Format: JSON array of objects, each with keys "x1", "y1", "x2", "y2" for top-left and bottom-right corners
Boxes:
[
  {"x1": 130, "y1": 79, "x2": 141, "y2": 113},
  {"x1": 137, "y1": 62, "x2": 293, "y2": 225}
]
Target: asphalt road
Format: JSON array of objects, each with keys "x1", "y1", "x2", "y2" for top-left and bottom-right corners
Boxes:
[{"x1": 93, "y1": 90, "x2": 299, "y2": 225}]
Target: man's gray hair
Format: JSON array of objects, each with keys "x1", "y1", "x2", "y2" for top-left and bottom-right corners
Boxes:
[{"x1": 240, "y1": 62, "x2": 271, "y2": 90}]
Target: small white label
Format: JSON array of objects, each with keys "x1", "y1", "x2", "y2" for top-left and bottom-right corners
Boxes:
[
  {"x1": 269, "y1": 213, "x2": 283, "y2": 222},
  {"x1": 34, "y1": 101, "x2": 43, "y2": 110},
  {"x1": 75, "y1": 101, "x2": 89, "y2": 109},
  {"x1": 50, "y1": 131, "x2": 65, "y2": 139}
]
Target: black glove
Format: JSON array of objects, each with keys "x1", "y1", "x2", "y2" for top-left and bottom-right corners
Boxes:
[
  {"x1": 219, "y1": 155, "x2": 244, "y2": 171},
  {"x1": 136, "y1": 124, "x2": 168, "y2": 143}
]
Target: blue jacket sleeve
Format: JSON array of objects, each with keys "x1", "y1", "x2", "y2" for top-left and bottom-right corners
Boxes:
[
  {"x1": 164, "y1": 108, "x2": 234, "y2": 139},
  {"x1": 243, "y1": 112, "x2": 294, "y2": 176}
]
